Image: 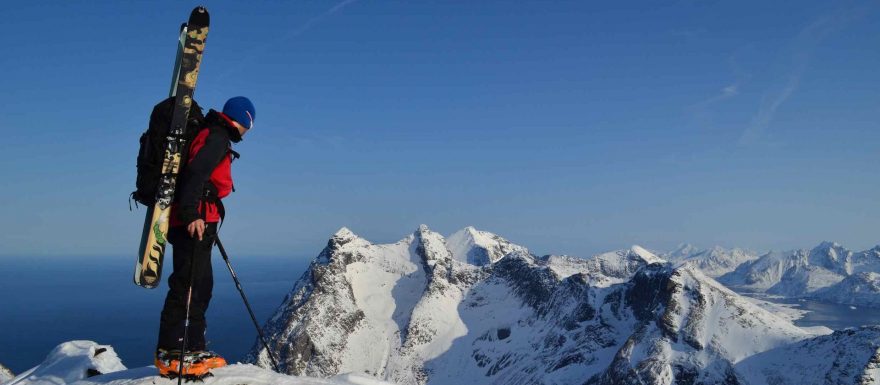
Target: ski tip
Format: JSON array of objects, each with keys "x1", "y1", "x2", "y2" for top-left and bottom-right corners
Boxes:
[{"x1": 189, "y1": 6, "x2": 210, "y2": 28}]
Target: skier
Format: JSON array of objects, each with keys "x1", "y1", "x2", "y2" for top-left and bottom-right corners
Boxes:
[{"x1": 154, "y1": 96, "x2": 256, "y2": 379}]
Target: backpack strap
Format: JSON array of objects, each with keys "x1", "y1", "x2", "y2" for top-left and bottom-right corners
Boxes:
[
  {"x1": 128, "y1": 192, "x2": 139, "y2": 211},
  {"x1": 193, "y1": 140, "x2": 237, "y2": 228},
  {"x1": 215, "y1": 199, "x2": 226, "y2": 228},
  {"x1": 200, "y1": 182, "x2": 226, "y2": 228},
  {"x1": 229, "y1": 146, "x2": 240, "y2": 193}
]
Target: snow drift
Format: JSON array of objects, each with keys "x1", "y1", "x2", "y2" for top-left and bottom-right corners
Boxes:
[{"x1": 0, "y1": 364, "x2": 14, "y2": 383}]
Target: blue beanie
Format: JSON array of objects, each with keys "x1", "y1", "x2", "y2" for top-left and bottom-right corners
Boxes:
[{"x1": 222, "y1": 96, "x2": 255, "y2": 130}]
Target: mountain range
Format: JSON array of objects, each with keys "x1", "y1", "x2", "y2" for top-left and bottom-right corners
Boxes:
[
  {"x1": 717, "y1": 242, "x2": 880, "y2": 301},
  {"x1": 244, "y1": 226, "x2": 880, "y2": 385}
]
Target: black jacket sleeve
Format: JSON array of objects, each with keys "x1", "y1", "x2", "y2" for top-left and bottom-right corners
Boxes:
[{"x1": 177, "y1": 128, "x2": 230, "y2": 225}]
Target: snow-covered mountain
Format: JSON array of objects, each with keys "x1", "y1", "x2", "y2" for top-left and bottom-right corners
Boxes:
[
  {"x1": 717, "y1": 242, "x2": 853, "y2": 295},
  {"x1": 582, "y1": 265, "x2": 812, "y2": 385},
  {"x1": 810, "y1": 272, "x2": 880, "y2": 308},
  {"x1": 807, "y1": 241, "x2": 853, "y2": 274},
  {"x1": 851, "y1": 246, "x2": 880, "y2": 274},
  {"x1": 717, "y1": 241, "x2": 880, "y2": 304},
  {"x1": 540, "y1": 245, "x2": 664, "y2": 286},
  {"x1": 735, "y1": 326, "x2": 880, "y2": 385},
  {"x1": 717, "y1": 249, "x2": 804, "y2": 291},
  {"x1": 246, "y1": 225, "x2": 863, "y2": 385},
  {"x1": 4, "y1": 341, "x2": 392, "y2": 385},
  {"x1": 765, "y1": 263, "x2": 846, "y2": 297},
  {"x1": 664, "y1": 244, "x2": 758, "y2": 277},
  {"x1": 445, "y1": 226, "x2": 528, "y2": 266}
]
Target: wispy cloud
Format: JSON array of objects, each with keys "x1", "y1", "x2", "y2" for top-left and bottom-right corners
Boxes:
[
  {"x1": 217, "y1": 0, "x2": 360, "y2": 81},
  {"x1": 695, "y1": 82, "x2": 740, "y2": 108},
  {"x1": 686, "y1": 48, "x2": 751, "y2": 131},
  {"x1": 687, "y1": 82, "x2": 738, "y2": 132},
  {"x1": 721, "y1": 84, "x2": 738, "y2": 96},
  {"x1": 284, "y1": 0, "x2": 359, "y2": 40},
  {"x1": 739, "y1": 7, "x2": 869, "y2": 145}
]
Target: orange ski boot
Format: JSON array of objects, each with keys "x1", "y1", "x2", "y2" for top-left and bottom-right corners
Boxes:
[{"x1": 156, "y1": 349, "x2": 227, "y2": 382}]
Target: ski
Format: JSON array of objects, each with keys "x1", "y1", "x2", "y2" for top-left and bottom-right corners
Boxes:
[{"x1": 135, "y1": 6, "x2": 210, "y2": 288}]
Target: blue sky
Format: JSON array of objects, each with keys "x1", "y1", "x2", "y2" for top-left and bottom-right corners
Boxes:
[{"x1": 1, "y1": 1, "x2": 878, "y2": 259}]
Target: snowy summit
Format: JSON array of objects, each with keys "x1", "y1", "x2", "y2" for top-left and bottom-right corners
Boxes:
[{"x1": 4, "y1": 341, "x2": 392, "y2": 385}]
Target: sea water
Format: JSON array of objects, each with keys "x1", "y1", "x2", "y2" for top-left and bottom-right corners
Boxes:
[
  {"x1": 0, "y1": 255, "x2": 309, "y2": 374},
  {"x1": 746, "y1": 293, "x2": 880, "y2": 330}
]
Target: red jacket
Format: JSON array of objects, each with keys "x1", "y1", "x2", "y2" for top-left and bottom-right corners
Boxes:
[{"x1": 170, "y1": 112, "x2": 237, "y2": 227}]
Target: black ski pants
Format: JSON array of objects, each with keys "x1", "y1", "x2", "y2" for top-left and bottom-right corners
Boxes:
[{"x1": 157, "y1": 222, "x2": 217, "y2": 352}]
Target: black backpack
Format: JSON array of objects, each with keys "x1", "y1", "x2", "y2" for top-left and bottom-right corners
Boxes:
[{"x1": 131, "y1": 97, "x2": 205, "y2": 207}]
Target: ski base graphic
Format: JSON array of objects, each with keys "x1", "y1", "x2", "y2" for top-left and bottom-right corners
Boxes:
[{"x1": 135, "y1": 7, "x2": 209, "y2": 288}]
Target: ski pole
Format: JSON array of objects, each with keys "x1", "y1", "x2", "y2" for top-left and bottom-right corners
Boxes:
[{"x1": 214, "y1": 235, "x2": 281, "y2": 373}]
